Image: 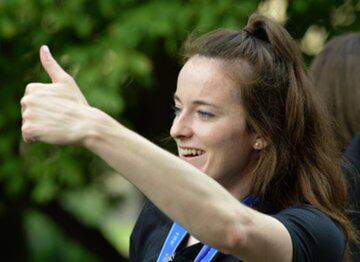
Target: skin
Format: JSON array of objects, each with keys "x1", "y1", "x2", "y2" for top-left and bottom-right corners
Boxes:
[{"x1": 21, "y1": 46, "x2": 292, "y2": 261}]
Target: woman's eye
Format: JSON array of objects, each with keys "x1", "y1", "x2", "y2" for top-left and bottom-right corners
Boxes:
[
  {"x1": 172, "y1": 105, "x2": 181, "y2": 115},
  {"x1": 197, "y1": 110, "x2": 215, "y2": 120}
]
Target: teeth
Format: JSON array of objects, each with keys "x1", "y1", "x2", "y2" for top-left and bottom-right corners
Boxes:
[{"x1": 179, "y1": 148, "x2": 205, "y2": 156}]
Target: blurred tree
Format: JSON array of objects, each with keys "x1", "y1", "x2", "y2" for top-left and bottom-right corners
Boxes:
[{"x1": 0, "y1": 0, "x2": 358, "y2": 260}]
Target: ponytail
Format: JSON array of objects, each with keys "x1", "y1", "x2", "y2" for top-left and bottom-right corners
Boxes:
[{"x1": 244, "y1": 14, "x2": 298, "y2": 64}]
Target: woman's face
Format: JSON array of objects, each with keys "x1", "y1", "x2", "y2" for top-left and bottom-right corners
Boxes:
[{"x1": 170, "y1": 56, "x2": 259, "y2": 185}]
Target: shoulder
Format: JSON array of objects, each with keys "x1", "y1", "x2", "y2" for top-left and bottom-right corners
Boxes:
[
  {"x1": 345, "y1": 132, "x2": 360, "y2": 158},
  {"x1": 344, "y1": 133, "x2": 360, "y2": 260},
  {"x1": 344, "y1": 133, "x2": 360, "y2": 177},
  {"x1": 344, "y1": 132, "x2": 360, "y2": 169},
  {"x1": 131, "y1": 199, "x2": 171, "y2": 241},
  {"x1": 272, "y1": 205, "x2": 345, "y2": 262}
]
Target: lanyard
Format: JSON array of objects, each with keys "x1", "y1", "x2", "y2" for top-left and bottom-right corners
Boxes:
[{"x1": 157, "y1": 195, "x2": 258, "y2": 262}]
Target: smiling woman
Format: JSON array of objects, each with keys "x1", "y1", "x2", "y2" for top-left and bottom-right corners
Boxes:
[{"x1": 21, "y1": 13, "x2": 354, "y2": 261}]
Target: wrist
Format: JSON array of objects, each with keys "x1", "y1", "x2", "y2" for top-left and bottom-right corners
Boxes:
[{"x1": 82, "y1": 107, "x2": 121, "y2": 150}]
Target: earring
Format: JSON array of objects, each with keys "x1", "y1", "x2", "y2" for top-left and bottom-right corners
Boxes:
[{"x1": 254, "y1": 142, "x2": 261, "y2": 149}]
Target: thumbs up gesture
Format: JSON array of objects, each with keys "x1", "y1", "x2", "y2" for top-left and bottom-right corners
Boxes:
[
  {"x1": 21, "y1": 45, "x2": 96, "y2": 145},
  {"x1": 39, "y1": 45, "x2": 88, "y2": 105}
]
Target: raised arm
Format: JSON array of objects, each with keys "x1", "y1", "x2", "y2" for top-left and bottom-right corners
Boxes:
[{"x1": 21, "y1": 46, "x2": 292, "y2": 261}]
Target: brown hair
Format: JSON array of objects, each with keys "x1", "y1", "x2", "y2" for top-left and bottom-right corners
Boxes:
[
  {"x1": 309, "y1": 33, "x2": 360, "y2": 150},
  {"x1": 183, "y1": 13, "x2": 354, "y2": 260}
]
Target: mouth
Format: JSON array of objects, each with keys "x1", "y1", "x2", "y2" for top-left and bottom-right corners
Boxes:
[{"x1": 178, "y1": 147, "x2": 206, "y2": 158}]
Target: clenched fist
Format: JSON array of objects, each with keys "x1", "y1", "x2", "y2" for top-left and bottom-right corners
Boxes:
[{"x1": 21, "y1": 45, "x2": 96, "y2": 145}]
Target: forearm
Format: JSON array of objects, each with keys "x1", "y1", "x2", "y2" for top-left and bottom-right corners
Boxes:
[{"x1": 83, "y1": 108, "x2": 252, "y2": 249}]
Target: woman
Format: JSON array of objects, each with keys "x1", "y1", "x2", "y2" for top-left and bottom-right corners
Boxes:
[
  {"x1": 21, "y1": 14, "x2": 353, "y2": 261},
  {"x1": 309, "y1": 33, "x2": 360, "y2": 261}
]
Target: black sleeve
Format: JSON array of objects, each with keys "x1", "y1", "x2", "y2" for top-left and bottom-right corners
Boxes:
[
  {"x1": 272, "y1": 206, "x2": 345, "y2": 262},
  {"x1": 344, "y1": 133, "x2": 360, "y2": 210},
  {"x1": 129, "y1": 200, "x2": 156, "y2": 261},
  {"x1": 129, "y1": 199, "x2": 172, "y2": 262},
  {"x1": 344, "y1": 133, "x2": 360, "y2": 260}
]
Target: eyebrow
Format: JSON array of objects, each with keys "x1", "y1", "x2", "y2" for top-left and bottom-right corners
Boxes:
[{"x1": 173, "y1": 94, "x2": 220, "y2": 109}]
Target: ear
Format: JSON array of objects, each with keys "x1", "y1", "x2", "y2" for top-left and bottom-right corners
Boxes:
[{"x1": 253, "y1": 135, "x2": 268, "y2": 150}]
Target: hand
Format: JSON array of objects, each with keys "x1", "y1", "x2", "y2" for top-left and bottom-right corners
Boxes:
[{"x1": 21, "y1": 45, "x2": 92, "y2": 145}]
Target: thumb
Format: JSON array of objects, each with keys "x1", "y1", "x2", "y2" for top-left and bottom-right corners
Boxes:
[{"x1": 40, "y1": 45, "x2": 72, "y2": 83}]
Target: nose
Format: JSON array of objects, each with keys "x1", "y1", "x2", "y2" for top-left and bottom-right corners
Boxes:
[{"x1": 170, "y1": 112, "x2": 193, "y2": 139}]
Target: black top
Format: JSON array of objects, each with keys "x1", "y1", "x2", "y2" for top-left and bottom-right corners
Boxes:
[
  {"x1": 130, "y1": 200, "x2": 345, "y2": 261},
  {"x1": 344, "y1": 133, "x2": 360, "y2": 261}
]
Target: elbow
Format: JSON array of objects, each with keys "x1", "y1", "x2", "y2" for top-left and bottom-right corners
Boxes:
[
  {"x1": 217, "y1": 209, "x2": 254, "y2": 255},
  {"x1": 219, "y1": 223, "x2": 249, "y2": 255}
]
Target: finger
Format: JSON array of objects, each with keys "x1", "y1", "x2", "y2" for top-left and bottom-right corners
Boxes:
[
  {"x1": 40, "y1": 45, "x2": 72, "y2": 84},
  {"x1": 21, "y1": 122, "x2": 40, "y2": 143},
  {"x1": 22, "y1": 83, "x2": 60, "y2": 113},
  {"x1": 25, "y1": 82, "x2": 60, "y2": 95},
  {"x1": 21, "y1": 107, "x2": 43, "y2": 121}
]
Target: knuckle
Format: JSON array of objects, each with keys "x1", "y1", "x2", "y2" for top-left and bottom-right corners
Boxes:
[
  {"x1": 20, "y1": 97, "x2": 26, "y2": 107},
  {"x1": 22, "y1": 133, "x2": 34, "y2": 143},
  {"x1": 21, "y1": 124, "x2": 26, "y2": 133},
  {"x1": 21, "y1": 123, "x2": 32, "y2": 134},
  {"x1": 20, "y1": 96, "x2": 29, "y2": 107},
  {"x1": 22, "y1": 123, "x2": 37, "y2": 136},
  {"x1": 22, "y1": 124, "x2": 39, "y2": 143},
  {"x1": 22, "y1": 110, "x2": 32, "y2": 120},
  {"x1": 25, "y1": 83, "x2": 36, "y2": 94},
  {"x1": 20, "y1": 95, "x2": 35, "y2": 107}
]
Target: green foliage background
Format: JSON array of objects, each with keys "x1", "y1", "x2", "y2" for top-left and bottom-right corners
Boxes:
[{"x1": 0, "y1": 0, "x2": 359, "y2": 260}]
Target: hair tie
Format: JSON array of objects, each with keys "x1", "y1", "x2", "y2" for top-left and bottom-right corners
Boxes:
[
  {"x1": 243, "y1": 28, "x2": 254, "y2": 36},
  {"x1": 243, "y1": 26, "x2": 269, "y2": 43}
]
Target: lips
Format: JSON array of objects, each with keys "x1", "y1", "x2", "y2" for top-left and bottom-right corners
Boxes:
[{"x1": 177, "y1": 147, "x2": 207, "y2": 172}]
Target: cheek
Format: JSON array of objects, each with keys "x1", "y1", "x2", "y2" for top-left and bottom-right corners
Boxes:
[
  {"x1": 207, "y1": 122, "x2": 251, "y2": 149},
  {"x1": 209, "y1": 129, "x2": 254, "y2": 164}
]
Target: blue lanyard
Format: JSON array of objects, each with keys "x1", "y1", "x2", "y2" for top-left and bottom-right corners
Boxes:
[{"x1": 157, "y1": 195, "x2": 258, "y2": 262}]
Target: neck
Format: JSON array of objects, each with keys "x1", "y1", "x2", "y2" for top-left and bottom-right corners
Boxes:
[
  {"x1": 228, "y1": 174, "x2": 252, "y2": 201},
  {"x1": 217, "y1": 170, "x2": 252, "y2": 201},
  {"x1": 226, "y1": 155, "x2": 259, "y2": 201}
]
